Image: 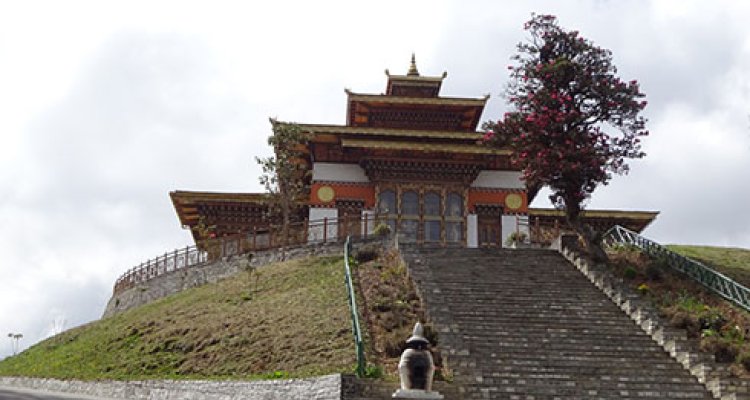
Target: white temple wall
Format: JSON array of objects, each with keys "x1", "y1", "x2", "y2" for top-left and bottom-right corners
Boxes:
[
  {"x1": 471, "y1": 171, "x2": 525, "y2": 189},
  {"x1": 501, "y1": 215, "x2": 517, "y2": 247},
  {"x1": 466, "y1": 214, "x2": 478, "y2": 248},
  {"x1": 312, "y1": 163, "x2": 369, "y2": 183},
  {"x1": 362, "y1": 210, "x2": 376, "y2": 236},
  {"x1": 308, "y1": 208, "x2": 338, "y2": 242}
]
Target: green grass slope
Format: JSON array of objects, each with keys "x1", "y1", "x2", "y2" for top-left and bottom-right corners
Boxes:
[
  {"x1": 0, "y1": 256, "x2": 354, "y2": 380},
  {"x1": 667, "y1": 245, "x2": 750, "y2": 287}
]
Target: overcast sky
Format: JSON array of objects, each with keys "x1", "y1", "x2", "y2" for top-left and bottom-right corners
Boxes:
[{"x1": 1, "y1": 0, "x2": 749, "y2": 359}]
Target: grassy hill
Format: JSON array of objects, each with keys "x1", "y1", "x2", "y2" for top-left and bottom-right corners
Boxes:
[
  {"x1": 0, "y1": 256, "x2": 355, "y2": 380},
  {"x1": 667, "y1": 245, "x2": 750, "y2": 287},
  {"x1": 4, "y1": 243, "x2": 748, "y2": 382}
]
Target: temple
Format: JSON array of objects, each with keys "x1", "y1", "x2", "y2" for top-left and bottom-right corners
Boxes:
[{"x1": 171, "y1": 56, "x2": 657, "y2": 249}]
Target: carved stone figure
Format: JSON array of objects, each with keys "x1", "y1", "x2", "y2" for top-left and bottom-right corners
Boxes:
[{"x1": 393, "y1": 322, "x2": 443, "y2": 399}]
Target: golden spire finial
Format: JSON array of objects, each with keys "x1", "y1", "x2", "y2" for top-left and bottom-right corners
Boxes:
[{"x1": 407, "y1": 53, "x2": 419, "y2": 76}]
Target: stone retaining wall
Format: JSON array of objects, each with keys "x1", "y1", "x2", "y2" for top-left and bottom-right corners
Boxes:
[
  {"x1": 103, "y1": 240, "x2": 368, "y2": 318},
  {"x1": 0, "y1": 375, "x2": 341, "y2": 400},
  {"x1": 0, "y1": 375, "x2": 459, "y2": 399}
]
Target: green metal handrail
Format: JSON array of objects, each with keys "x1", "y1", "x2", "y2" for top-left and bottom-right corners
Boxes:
[
  {"x1": 604, "y1": 225, "x2": 750, "y2": 312},
  {"x1": 343, "y1": 236, "x2": 366, "y2": 377}
]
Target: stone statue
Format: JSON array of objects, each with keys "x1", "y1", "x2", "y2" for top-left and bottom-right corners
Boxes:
[{"x1": 393, "y1": 322, "x2": 443, "y2": 399}]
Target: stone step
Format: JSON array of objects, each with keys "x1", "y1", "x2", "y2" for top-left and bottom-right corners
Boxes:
[
  {"x1": 400, "y1": 247, "x2": 715, "y2": 399},
  {"x1": 463, "y1": 384, "x2": 713, "y2": 400}
]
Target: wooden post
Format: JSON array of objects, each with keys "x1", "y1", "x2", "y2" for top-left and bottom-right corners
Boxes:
[
  {"x1": 342, "y1": 213, "x2": 348, "y2": 240},
  {"x1": 302, "y1": 217, "x2": 310, "y2": 244},
  {"x1": 323, "y1": 217, "x2": 328, "y2": 243},
  {"x1": 554, "y1": 219, "x2": 560, "y2": 238},
  {"x1": 252, "y1": 226, "x2": 257, "y2": 250},
  {"x1": 363, "y1": 214, "x2": 368, "y2": 239}
]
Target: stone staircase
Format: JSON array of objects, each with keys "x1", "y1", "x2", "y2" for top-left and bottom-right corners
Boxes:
[{"x1": 401, "y1": 246, "x2": 714, "y2": 399}]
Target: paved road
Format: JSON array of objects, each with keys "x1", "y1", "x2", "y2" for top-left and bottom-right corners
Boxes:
[{"x1": 0, "y1": 388, "x2": 114, "y2": 400}]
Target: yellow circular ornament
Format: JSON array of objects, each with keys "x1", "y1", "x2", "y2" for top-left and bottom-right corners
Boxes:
[
  {"x1": 504, "y1": 193, "x2": 523, "y2": 210},
  {"x1": 317, "y1": 186, "x2": 335, "y2": 203}
]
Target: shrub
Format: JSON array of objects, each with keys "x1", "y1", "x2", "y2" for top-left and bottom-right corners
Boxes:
[
  {"x1": 676, "y1": 292, "x2": 705, "y2": 313},
  {"x1": 699, "y1": 309, "x2": 727, "y2": 332},
  {"x1": 363, "y1": 364, "x2": 384, "y2": 379},
  {"x1": 644, "y1": 263, "x2": 663, "y2": 281},
  {"x1": 354, "y1": 243, "x2": 381, "y2": 263},
  {"x1": 373, "y1": 223, "x2": 391, "y2": 237},
  {"x1": 505, "y1": 231, "x2": 528, "y2": 246},
  {"x1": 701, "y1": 336, "x2": 739, "y2": 363},
  {"x1": 623, "y1": 266, "x2": 637, "y2": 280},
  {"x1": 637, "y1": 283, "x2": 649, "y2": 294},
  {"x1": 739, "y1": 351, "x2": 750, "y2": 371},
  {"x1": 669, "y1": 311, "x2": 701, "y2": 337}
]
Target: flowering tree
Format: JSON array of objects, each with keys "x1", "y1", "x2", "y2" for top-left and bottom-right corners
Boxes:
[
  {"x1": 256, "y1": 119, "x2": 312, "y2": 245},
  {"x1": 484, "y1": 14, "x2": 648, "y2": 260}
]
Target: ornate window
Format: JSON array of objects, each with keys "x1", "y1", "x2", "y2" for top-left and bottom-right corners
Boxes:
[
  {"x1": 377, "y1": 186, "x2": 465, "y2": 245},
  {"x1": 445, "y1": 192, "x2": 464, "y2": 243},
  {"x1": 400, "y1": 190, "x2": 419, "y2": 243},
  {"x1": 423, "y1": 192, "x2": 441, "y2": 242}
]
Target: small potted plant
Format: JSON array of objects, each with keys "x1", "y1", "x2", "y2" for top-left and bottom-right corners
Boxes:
[{"x1": 505, "y1": 231, "x2": 529, "y2": 249}]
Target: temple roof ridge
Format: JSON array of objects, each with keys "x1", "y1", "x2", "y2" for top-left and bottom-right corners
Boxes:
[{"x1": 345, "y1": 91, "x2": 488, "y2": 104}]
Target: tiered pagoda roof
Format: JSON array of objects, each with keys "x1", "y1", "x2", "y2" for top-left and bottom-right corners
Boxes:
[
  {"x1": 299, "y1": 55, "x2": 513, "y2": 182},
  {"x1": 344, "y1": 54, "x2": 488, "y2": 132}
]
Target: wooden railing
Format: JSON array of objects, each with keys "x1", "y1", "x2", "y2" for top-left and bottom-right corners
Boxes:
[
  {"x1": 528, "y1": 217, "x2": 563, "y2": 247},
  {"x1": 112, "y1": 215, "x2": 379, "y2": 296}
]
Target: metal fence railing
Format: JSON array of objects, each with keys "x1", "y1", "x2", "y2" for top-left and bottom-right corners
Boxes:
[
  {"x1": 603, "y1": 225, "x2": 750, "y2": 312},
  {"x1": 113, "y1": 215, "x2": 379, "y2": 296},
  {"x1": 344, "y1": 236, "x2": 366, "y2": 377}
]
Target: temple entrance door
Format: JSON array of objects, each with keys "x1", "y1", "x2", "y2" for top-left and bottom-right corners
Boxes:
[{"x1": 477, "y1": 207, "x2": 502, "y2": 247}]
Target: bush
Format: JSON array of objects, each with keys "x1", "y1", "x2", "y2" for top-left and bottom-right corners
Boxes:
[
  {"x1": 373, "y1": 223, "x2": 391, "y2": 237},
  {"x1": 623, "y1": 266, "x2": 637, "y2": 280},
  {"x1": 645, "y1": 264, "x2": 663, "y2": 281},
  {"x1": 637, "y1": 283, "x2": 649, "y2": 294},
  {"x1": 363, "y1": 364, "x2": 384, "y2": 379},
  {"x1": 669, "y1": 311, "x2": 701, "y2": 337},
  {"x1": 505, "y1": 231, "x2": 528, "y2": 246},
  {"x1": 739, "y1": 351, "x2": 750, "y2": 371},
  {"x1": 701, "y1": 336, "x2": 739, "y2": 363},
  {"x1": 354, "y1": 244, "x2": 381, "y2": 263}
]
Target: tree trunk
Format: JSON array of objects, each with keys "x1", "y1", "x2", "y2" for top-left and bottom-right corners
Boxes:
[{"x1": 564, "y1": 197, "x2": 608, "y2": 263}]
